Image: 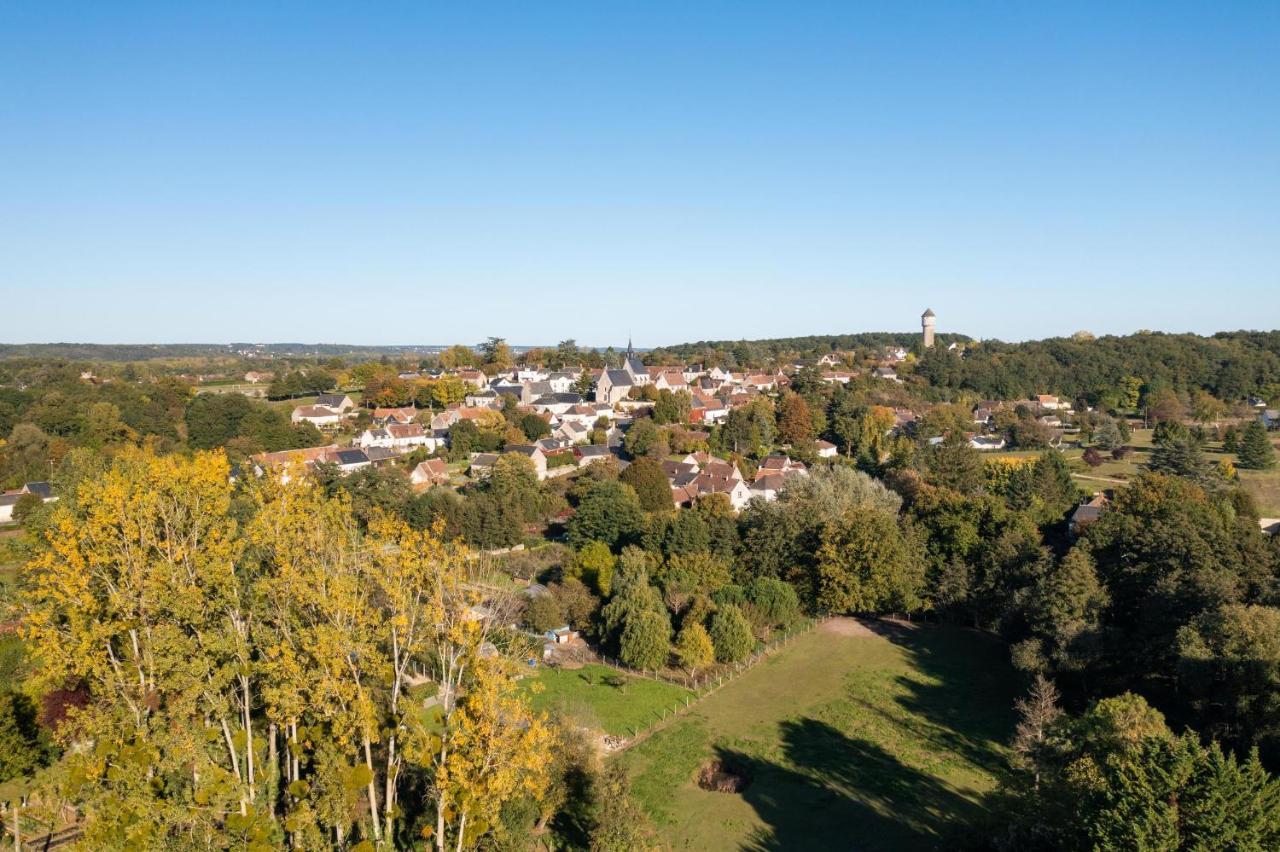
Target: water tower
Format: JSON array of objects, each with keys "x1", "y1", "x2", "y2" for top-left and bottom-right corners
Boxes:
[{"x1": 922, "y1": 308, "x2": 936, "y2": 348}]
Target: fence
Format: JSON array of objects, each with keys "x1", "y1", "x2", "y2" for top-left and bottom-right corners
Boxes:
[{"x1": 599, "y1": 616, "x2": 830, "y2": 751}]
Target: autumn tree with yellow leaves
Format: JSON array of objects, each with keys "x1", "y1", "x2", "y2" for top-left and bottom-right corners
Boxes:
[{"x1": 20, "y1": 449, "x2": 551, "y2": 849}]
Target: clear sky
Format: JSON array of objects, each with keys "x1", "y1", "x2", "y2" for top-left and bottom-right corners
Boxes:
[{"x1": 2, "y1": 2, "x2": 1278, "y2": 347}]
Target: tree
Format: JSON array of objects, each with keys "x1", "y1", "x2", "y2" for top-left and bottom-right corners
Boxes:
[
  {"x1": 424, "y1": 658, "x2": 552, "y2": 850},
  {"x1": 490, "y1": 452, "x2": 546, "y2": 523},
  {"x1": 623, "y1": 418, "x2": 666, "y2": 458},
  {"x1": 1011, "y1": 675, "x2": 1061, "y2": 789},
  {"x1": 619, "y1": 609, "x2": 671, "y2": 671},
  {"x1": 439, "y1": 344, "x2": 477, "y2": 369},
  {"x1": 652, "y1": 390, "x2": 691, "y2": 426},
  {"x1": 745, "y1": 577, "x2": 800, "y2": 633},
  {"x1": 1021, "y1": 546, "x2": 1108, "y2": 675},
  {"x1": 718, "y1": 398, "x2": 775, "y2": 456},
  {"x1": 1149, "y1": 421, "x2": 1209, "y2": 481},
  {"x1": 1144, "y1": 387, "x2": 1185, "y2": 424},
  {"x1": 82, "y1": 401, "x2": 136, "y2": 448},
  {"x1": 519, "y1": 412, "x2": 551, "y2": 441},
  {"x1": 922, "y1": 431, "x2": 985, "y2": 495},
  {"x1": 2, "y1": 422, "x2": 50, "y2": 486},
  {"x1": 675, "y1": 622, "x2": 714, "y2": 676},
  {"x1": 619, "y1": 457, "x2": 672, "y2": 512},
  {"x1": 1223, "y1": 424, "x2": 1242, "y2": 454},
  {"x1": 815, "y1": 507, "x2": 924, "y2": 615},
  {"x1": 1082, "y1": 447, "x2": 1103, "y2": 467},
  {"x1": 709, "y1": 605, "x2": 754, "y2": 663},
  {"x1": 1178, "y1": 603, "x2": 1280, "y2": 750},
  {"x1": 566, "y1": 481, "x2": 645, "y2": 550},
  {"x1": 479, "y1": 337, "x2": 514, "y2": 371},
  {"x1": 184, "y1": 391, "x2": 255, "y2": 449},
  {"x1": 0, "y1": 690, "x2": 53, "y2": 782},
  {"x1": 1239, "y1": 420, "x2": 1277, "y2": 470},
  {"x1": 524, "y1": 592, "x2": 566, "y2": 632},
  {"x1": 1092, "y1": 417, "x2": 1124, "y2": 450},
  {"x1": 23, "y1": 449, "x2": 261, "y2": 842},
  {"x1": 552, "y1": 577, "x2": 599, "y2": 629},
  {"x1": 776, "y1": 392, "x2": 815, "y2": 445},
  {"x1": 587, "y1": 765, "x2": 658, "y2": 851},
  {"x1": 569, "y1": 540, "x2": 617, "y2": 597},
  {"x1": 10, "y1": 490, "x2": 43, "y2": 523}
]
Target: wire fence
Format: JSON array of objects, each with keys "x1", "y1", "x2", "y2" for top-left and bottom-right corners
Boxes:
[{"x1": 597, "y1": 616, "x2": 831, "y2": 751}]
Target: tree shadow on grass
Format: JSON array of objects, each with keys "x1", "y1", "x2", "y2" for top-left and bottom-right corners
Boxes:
[
  {"x1": 726, "y1": 718, "x2": 989, "y2": 852},
  {"x1": 863, "y1": 620, "x2": 1019, "y2": 778}
]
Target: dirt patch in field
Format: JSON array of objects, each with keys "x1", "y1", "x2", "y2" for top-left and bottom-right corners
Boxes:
[
  {"x1": 820, "y1": 618, "x2": 876, "y2": 638},
  {"x1": 696, "y1": 758, "x2": 752, "y2": 793}
]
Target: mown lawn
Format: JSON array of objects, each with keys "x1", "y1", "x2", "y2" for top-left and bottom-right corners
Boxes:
[
  {"x1": 1240, "y1": 469, "x2": 1280, "y2": 517},
  {"x1": 520, "y1": 663, "x2": 692, "y2": 736},
  {"x1": 618, "y1": 620, "x2": 1018, "y2": 852}
]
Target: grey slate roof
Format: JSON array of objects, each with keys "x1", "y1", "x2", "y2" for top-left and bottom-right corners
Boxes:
[
  {"x1": 533, "y1": 393, "x2": 584, "y2": 405},
  {"x1": 23, "y1": 482, "x2": 53, "y2": 499},
  {"x1": 333, "y1": 449, "x2": 370, "y2": 466}
]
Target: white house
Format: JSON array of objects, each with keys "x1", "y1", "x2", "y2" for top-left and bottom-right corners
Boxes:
[
  {"x1": 410, "y1": 458, "x2": 451, "y2": 487},
  {"x1": 292, "y1": 405, "x2": 343, "y2": 428}
]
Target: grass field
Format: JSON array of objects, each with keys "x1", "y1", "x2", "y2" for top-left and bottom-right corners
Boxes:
[
  {"x1": 520, "y1": 663, "x2": 692, "y2": 736},
  {"x1": 618, "y1": 620, "x2": 1017, "y2": 851}
]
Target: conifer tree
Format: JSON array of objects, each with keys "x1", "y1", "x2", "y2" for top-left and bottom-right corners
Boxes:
[{"x1": 1238, "y1": 420, "x2": 1276, "y2": 470}]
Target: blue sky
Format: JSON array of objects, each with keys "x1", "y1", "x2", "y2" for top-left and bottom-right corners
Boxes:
[{"x1": 2, "y1": 2, "x2": 1277, "y2": 346}]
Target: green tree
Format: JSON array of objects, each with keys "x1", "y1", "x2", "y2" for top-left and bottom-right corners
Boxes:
[
  {"x1": 1092, "y1": 417, "x2": 1124, "y2": 450},
  {"x1": 1149, "y1": 421, "x2": 1209, "y2": 481},
  {"x1": 815, "y1": 507, "x2": 924, "y2": 615},
  {"x1": 1239, "y1": 420, "x2": 1277, "y2": 470},
  {"x1": 745, "y1": 577, "x2": 801, "y2": 633},
  {"x1": 619, "y1": 456, "x2": 672, "y2": 512},
  {"x1": 1178, "y1": 603, "x2": 1280, "y2": 750},
  {"x1": 620, "y1": 609, "x2": 671, "y2": 671},
  {"x1": 599, "y1": 551, "x2": 665, "y2": 646},
  {"x1": 623, "y1": 418, "x2": 667, "y2": 458},
  {"x1": 524, "y1": 592, "x2": 567, "y2": 633},
  {"x1": 922, "y1": 431, "x2": 985, "y2": 495},
  {"x1": 519, "y1": 412, "x2": 551, "y2": 441},
  {"x1": 0, "y1": 690, "x2": 54, "y2": 782},
  {"x1": 652, "y1": 389, "x2": 691, "y2": 425},
  {"x1": 566, "y1": 481, "x2": 645, "y2": 550},
  {"x1": 480, "y1": 336, "x2": 514, "y2": 370},
  {"x1": 569, "y1": 540, "x2": 617, "y2": 597},
  {"x1": 709, "y1": 605, "x2": 754, "y2": 663}
]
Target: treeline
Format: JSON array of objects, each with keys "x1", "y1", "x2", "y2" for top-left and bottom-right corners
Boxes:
[
  {"x1": 917, "y1": 330, "x2": 1280, "y2": 403},
  {"x1": 0, "y1": 363, "x2": 324, "y2": 489},
  {"x1": 655, "y1": 328, "x2": 1280, "y2": 403},
  {"x1": 649, "y1": 330, "x2": 969, "y2": 367},
  {"x1": 0, "y1": 343, "x2": 455, "y2": 362}
]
